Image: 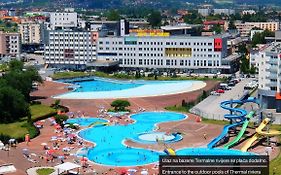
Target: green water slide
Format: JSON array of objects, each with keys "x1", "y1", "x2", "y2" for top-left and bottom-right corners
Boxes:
[{"x1": 224, "y1": 111, "x2": 255, "y2": 149}]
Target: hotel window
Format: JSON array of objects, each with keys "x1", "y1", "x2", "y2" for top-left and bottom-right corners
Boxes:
[
  {"x1": 166, "y1": 60, "x2": 170, "y2": 65},
  {"x1": 139, "y1": 59, "x2": 143, "y2": 65},
  {"x1": 180, "y1": 60, "x2": 184, "y2": 66}
]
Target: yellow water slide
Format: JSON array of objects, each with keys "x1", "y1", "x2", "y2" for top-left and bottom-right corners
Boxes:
[
  {"x1": 165, "y1": 148, "x2": 176, "y2": 155},
  {"x1": 241, "y1": 118, "x2": 281, "y2": 152}
]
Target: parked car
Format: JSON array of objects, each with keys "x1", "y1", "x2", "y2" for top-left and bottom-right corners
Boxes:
[
  {"x1": 216, "y1": 89, "x2": 225, "y2": 93},
  {"x1": 211, "y1": 91, "x2": 221, "y2": 96}
]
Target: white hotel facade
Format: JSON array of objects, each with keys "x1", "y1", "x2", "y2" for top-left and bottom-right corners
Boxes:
[
  {"x1": 96, "y1": 34, "x2": 238, "y2": 73},
  {"x1": 44, "y1": 30, "x2": 96, "y2": 69}
]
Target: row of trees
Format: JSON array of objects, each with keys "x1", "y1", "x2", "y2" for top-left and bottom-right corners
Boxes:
[{"x1": 0, "y1": 60, "x2": 42, "y2": 123}]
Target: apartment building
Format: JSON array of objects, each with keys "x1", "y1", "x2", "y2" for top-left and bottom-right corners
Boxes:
[
  {"x1": 198, "y1": 9, "x2": 212, "y2": 17},
  {"x1": 213, "y1": 9, "x2": 235, "y2": 16},
  {"x1": 49, "y1": 12, "x2": 78, "y2": 30},
  {"x1": 254, "y1": 31, "x2": 281, "y2": 113},
  {"x1": 0, "y1": 31, "x2": 20, "y2": 58},
  {"x1": 96, "y1": 33, "x2": 240, "y2": 74},
  {"x1": 255, "y1": 43, "x2": 281, "y2": 112},
  {"x1": 44, "y1": 30, "x2": 96, "y2": 69},
  {"x1": 18, "y1": 21, "x2": 44, "y2": 44},
  {"x1": 235, "y1": 21, "x2": 280, "y2": 37}
]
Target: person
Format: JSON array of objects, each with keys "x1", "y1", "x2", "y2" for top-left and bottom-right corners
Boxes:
[{"x1": 203, "y1": 133, "x2": 207, "y2": 140}]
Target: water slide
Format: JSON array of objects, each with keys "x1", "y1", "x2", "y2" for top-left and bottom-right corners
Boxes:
[
  {"x1": 164, "y1": 148, "x2": 176, "y2": 155},
  {"x1": 224, "y1": 111, "x2": 255, "y2": 149},
  {"x1": 207, "y1": 97, "x2": 259, "y2": 149},
  {"x1": 241, "y1": 118, "x2": 281, "y2": 152}
]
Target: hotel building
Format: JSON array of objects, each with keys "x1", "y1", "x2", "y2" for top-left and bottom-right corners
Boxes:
[
  {"x1": 44, "y1": 30, "x2": 97, "y2": 69},
  {"x1": 96, "y1": 32, "x2": 240, "y2": 74}
]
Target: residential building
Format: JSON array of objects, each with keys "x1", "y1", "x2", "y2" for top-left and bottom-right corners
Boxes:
[
  {"x1": 203, "y1": 20, "x2": 228, "y2": 31},
  {"x1": 49, "y1": 12, "x2": 78, "y2": 30},
  {"x1": 241, "y1": 10, "x2": 256, "y2": 15},
  {"x1": 96, "y1": 33, "x2": 240, "y2": 74},
  {"x1": 235, "y1": 21, "x2": 280, "y2": 37},
  {"x1": 0, "y1": 31, "x2": 20, "y2": 58},
  {"x1": 254, "y1": 31, "x2": 281, "y2": 113},
  {"x1": 198, "y1": 9, "x2": 212, "y2": 17},
  {"x1": 213, "y1": 9, "x2": 235, "y2": 16},
  {"x1": 18, "y1": 21, "x2": 44, "y2": 44},
  {"x1": 44, "y1": 30, "x2": 96, "y2": 69}
]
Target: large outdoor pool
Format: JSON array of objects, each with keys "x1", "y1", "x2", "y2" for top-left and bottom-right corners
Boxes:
[
  {"x1": 76, "y1": 112, "x2": 253, "y2": 167},
  {"x1": 54, "y1": 77, "x2": 206, "y2": 99}
]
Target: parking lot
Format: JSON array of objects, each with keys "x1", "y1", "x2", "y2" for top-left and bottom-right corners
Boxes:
[{"x1": 190, "y1": 78, "x2": 257, "y2": 120}]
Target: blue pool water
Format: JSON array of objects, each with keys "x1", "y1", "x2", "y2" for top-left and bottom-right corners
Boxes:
[
  {"x1": 78, "y1": 112, "x2": 186, "y2": 166},
  {"x1": 55, "y1": 77, "x2": 205, "y2": 99},
  {"x1": 66, "y1": 118, "x2": 107, "y2": 127},
  {"x1": 77, "y1": 112, "x2": 253, "y2": 167}
]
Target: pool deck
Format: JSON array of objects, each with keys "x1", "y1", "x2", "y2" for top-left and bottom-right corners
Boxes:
[{"x1": 1, "y1": 80, "x2": 280, "y2": 175}]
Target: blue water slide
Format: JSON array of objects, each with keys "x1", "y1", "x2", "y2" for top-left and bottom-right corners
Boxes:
[
  {"x1": 207, "y1": 100, "x2": 247, "y2": 148},
  {"x1": 207, "y1": 96, "x2": 259, "y2": 149}
]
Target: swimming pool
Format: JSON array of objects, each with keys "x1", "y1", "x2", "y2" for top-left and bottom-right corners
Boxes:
[
  {"x1": 131, "y1": 132, "x2": 183, "y2": 144},
  {"x1": 78, "y1": 112, "x2": 187, "y2": 166},
  {"x1": 76, "y1": 112, "x2": 253, "y2": 167},
  {"x1": 54, "y1": 77, "x2": 206, "y2": 99},
  {"x1": 66, "y1": 118, "x2": 107, "y2": 127}
]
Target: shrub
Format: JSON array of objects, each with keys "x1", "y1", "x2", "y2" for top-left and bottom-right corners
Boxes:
[
  {"x1": 110, "y1": 99, "x2": 131, "y2": 112},
  {"x1": 54, "y1": 114, "x2": 68, "y2": 126}
]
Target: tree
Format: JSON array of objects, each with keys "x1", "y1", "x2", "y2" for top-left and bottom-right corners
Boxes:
[
  {"x1": 4, "y1": 61, "x2": 42, "y2": 101},
  {"x1": 0, "y1": 86, "x2": 29, "y2": 123},
  {"x1": 251, "y1": 29, "x2": 275, "y2": 47},
  {"x1": 147, "y1": 11, "x2": 162, "y2": 27},
  {"x1": 228, "y1": 20, "x2": 236, "y2": 30},
  {"x1": 211, "y1": 24, "x2": 222, "y2": 34},
  {"x1": 183, "y1": 12, "x2": 202, "y2": 24},
  {"x1": 106, "y1": 10, "x2": 121, "y2": 21},
  {"x1": 110, "y1": 99, "x2": 131, "y2": 111}
]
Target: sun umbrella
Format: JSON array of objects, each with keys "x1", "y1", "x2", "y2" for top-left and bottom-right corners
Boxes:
[
  {"x1": 141, "y1": 169, "x2": 148, "y2": 175},
  {"x1": 118, "y1": 168, "x2": 127, "y2": 175},
  {"x1": 80, "y1": 157, "x2": 88, "y2": 162},
  {"x1": 64, "y1": 124, "x2": 70, "y2": 128},
  {"x1": 47, "y1": 149, "x2": 55, "y2": 155},
  {"x1": 41, "y1": 143, "x2": 47, "y2": 146}
]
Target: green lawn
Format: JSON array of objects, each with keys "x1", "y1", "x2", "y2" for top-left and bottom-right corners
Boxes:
[
  {"x1": 201, "y1": 118, "x2": 229, "y2": 125},
  {"x1": 36, "y1": 168, "x2": 55, "y2": 175},
  {"x1": 30, "y1": 104, "x2": 56, "y2": 120},
  {"x1": 0, "y1": 104, "x2": 56, "y2": 139},
  {"x1": 165, "y1": 106, "x2": 190, "y2": 113},
  {"x1": 52, "y1": 71, "x2": 225, "y2": 81}
]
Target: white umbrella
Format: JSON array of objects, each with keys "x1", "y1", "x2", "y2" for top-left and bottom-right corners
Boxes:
[
  {"x1": 41, "y1": 143, "x2": 47, "y2": 146},
  {"x1": 127, "y1": 169, "x2": 137, "y2": 172},
  {"x1": 64, "y1": 124, "x2": 70, "y2": 127},
  {"x1": 73, "y1": 123, "x2": 80, "y2": 126},
  {"x1": 141, "y1": 169, "x2": 148, "y2": 175}
]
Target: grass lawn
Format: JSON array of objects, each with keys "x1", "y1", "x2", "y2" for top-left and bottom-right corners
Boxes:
[
  {"x1": 36, "y1": 168, "x2": 55, "y2": 175},
  {"x1": 164, "y1": 106, "x2": 190, "y2": 113},
  {"x1": 30, "y1": 104, "x2": 56, "y2": 120},
  {"x1": 0, "y1": 104, "x2": 56, "y2": 139},
  {"x1": 51, "y1": 71, "x2": 225, "y2": 81},
  {"x1": 201, "y1": 118, "x2": 229, "y2": 125}
]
